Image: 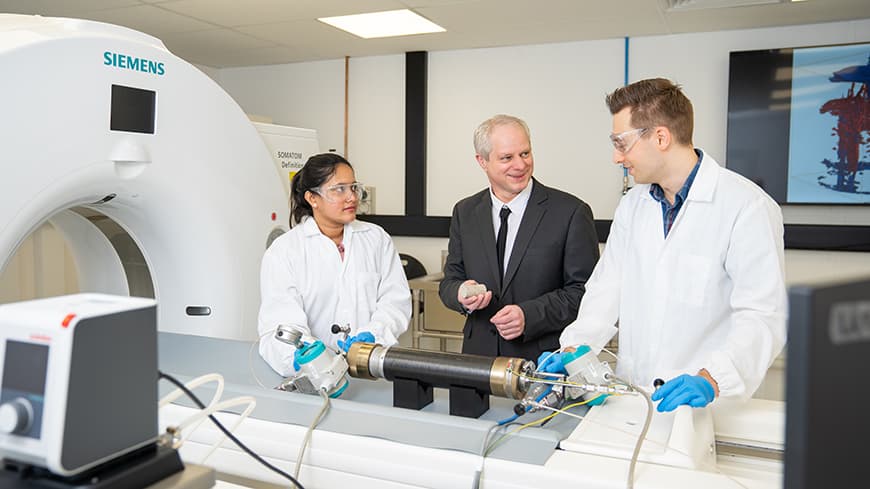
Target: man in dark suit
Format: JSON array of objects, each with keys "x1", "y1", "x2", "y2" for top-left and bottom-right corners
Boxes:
[{"x1": 439, "y1": 114, "x2": 599, "y2": 360}]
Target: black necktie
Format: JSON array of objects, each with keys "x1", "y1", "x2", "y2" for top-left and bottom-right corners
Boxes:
[{"x1": 496, "y1": 205, "x2": 511, "y2": 281}]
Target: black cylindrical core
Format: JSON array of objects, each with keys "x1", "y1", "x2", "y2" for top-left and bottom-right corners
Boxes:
[{"x1": 382, "y1": 347, "x2": 495, "y2": 392}]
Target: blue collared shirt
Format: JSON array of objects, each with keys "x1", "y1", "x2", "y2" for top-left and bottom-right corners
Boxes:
[{"x1": 649, "y1": 149, "x2": 702, "y2": 237}]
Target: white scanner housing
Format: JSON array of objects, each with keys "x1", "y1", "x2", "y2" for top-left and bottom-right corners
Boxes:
[{"x1": 0, "y1": 14, "x2": 288, "y2": 340}]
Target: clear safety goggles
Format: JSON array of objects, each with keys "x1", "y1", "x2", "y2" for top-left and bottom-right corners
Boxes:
[
  {"x1": 609, "y1": 127, "x2": 648, "y2": 153},
  {"x1": 311, "y1": 182, "x2": 365, "y2": 202}
]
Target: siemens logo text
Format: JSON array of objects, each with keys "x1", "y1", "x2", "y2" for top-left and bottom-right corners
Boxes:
[{"x1": 104, "y1": 51, "x2": 165, "y2": 76}]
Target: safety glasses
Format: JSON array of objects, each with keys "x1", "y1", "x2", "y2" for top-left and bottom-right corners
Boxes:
[
  {"x1": 610, "y1": 127, "x2": 649, "y2": 153},
  {"x1": 311, "y1": 182, "x2": 365, "y2": 202}
]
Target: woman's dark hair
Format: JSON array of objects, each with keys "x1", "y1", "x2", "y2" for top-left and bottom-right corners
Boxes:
[{"x1": 290, "y1": 152, "x2": 352, "y2": 226}]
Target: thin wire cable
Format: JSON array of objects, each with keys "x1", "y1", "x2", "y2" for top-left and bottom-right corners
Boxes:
[
  {"x1": 294, "y1": 389, "x2": 332, "y2": 479},
  {"x1": 496, "y1": 412, "x2": 519, "y2": 426},
  {"x1": 476, "y1": 422, "x2": 521, "y2": 489},
  {"x1": 175, "y1": 396, "x2": 256, "y2": 432},
  {"x1": 249, "y1": 328, "x2": 279, "y2": 389},
  {"x1": 479, "y1": 422, "x2": 517, "y2": 457},
  {"x1": 600, "y1": 345, "x2": 636, "y2": 383},
  {"x1": 483, "y1": 400, "x2": 592, "y2": 457},
  {"x1": 531, "y1": 403, "x2": 587, "y2": 422},
  {"x1": 194, "y1": 397, "x2": 258, "y2": 464},
  {"x1": 162, "y1": 394, "x2": 258, "y2": 462},
  {"x1": 159, "y1": 373, "x2": 227, "y2": 447},
  {"x1": 159, "y1": 373, "x2": 224, "y2": 409},
  {"x1": 601, "y1": 346, "x2": 620, "y2": 362},
  {"x1": 511, "y1": 367, "x2": 631, "y2": 393},
  {"x1": 610, "y1": 376, "x2": 652, "y2": 489},
  {"x1": 496, "y1": 388, "x2": 554, "y2": 426},
  {"x1": 538, "y1": 399, "x2": 669, "y2": 446},
  {"x1": 158, "y1": 371, "x2": 306, "y2": 489},
  {"x1": 485, "y1": 409, "x2": 561, "y2": 456}
]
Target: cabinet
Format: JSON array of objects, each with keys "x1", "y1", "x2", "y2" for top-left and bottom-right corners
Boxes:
[{"x1": 407, "y1": 273, "x2": 465, "y2": 352}]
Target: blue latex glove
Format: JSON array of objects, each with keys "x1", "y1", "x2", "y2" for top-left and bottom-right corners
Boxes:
[
  {"x1": 536, "y1": 351, "x2": 567, "y2": 374},
  {"x1": 338, "y1": 331, "x2": 375, "y2": 352},
  {"x1": 651, "y1": 374, "x2": 715, "y2": 412}
]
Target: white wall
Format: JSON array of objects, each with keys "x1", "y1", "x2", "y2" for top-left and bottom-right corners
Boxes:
[
  {"x1": 347, "y1": 55, "x2": 406, "y2": 215},
  {"x1": 218, "y1": 59, "x2": 346, "y2": 155},
  {"x1": 213, "y1": 18, "x2": 870, "y2": 282},
  {"x1": 427, "y1": 39, "x2": 626, "y2": 218}
]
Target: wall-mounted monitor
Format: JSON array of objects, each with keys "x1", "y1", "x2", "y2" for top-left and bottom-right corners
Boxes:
[{"x1": 726, "y1": 42, "x2": 870, "y2": 205}]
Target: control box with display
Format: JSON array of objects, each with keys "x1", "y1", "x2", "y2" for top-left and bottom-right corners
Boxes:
[{"x1": 0, "y1": 294, "x2": 157, "y2": 476}]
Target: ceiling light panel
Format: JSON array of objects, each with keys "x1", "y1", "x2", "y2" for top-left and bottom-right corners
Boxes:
[
  {"x1": 665, "y1": 0, "x2": 786, "y2": 10},
  {"x1": 318, "y1": 9, "x2": 446, "y2": 39}
]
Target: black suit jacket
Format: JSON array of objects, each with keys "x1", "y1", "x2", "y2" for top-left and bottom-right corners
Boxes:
[{"x1": 439, "y1": 179, "x2": 599, "y2": 361}]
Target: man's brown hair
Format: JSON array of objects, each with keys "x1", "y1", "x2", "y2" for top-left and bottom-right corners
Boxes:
[{"x1": 606, "y1": 78, "x2": 694, "y2": 146}]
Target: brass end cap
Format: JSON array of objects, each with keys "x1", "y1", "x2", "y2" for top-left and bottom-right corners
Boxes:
[
  {"x1": 346, "y1": 342, "x2": 377, "y2": 380},
  {"x1": 490, "y1": 356, "x2": 525, "y2": 399}
]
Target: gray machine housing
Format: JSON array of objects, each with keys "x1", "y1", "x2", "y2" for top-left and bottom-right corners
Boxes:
[{"x1": 61, "y1": 306, "x2": 159, "y2": 471}]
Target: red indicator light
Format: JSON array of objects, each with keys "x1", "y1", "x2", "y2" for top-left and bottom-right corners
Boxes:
[
  {"x1": 271, "y1": 212, "x2": 277, "y2": 221},
  {"x1": 61, "y1": 314, "x2": 76, "y2": 328}
]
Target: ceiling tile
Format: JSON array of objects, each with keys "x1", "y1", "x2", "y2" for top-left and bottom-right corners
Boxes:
[
  {"x1": 418, "y1": 0, "x2": 663, "y2": 35},
  {"x1": 235, "y1": 19, "x2": 359, "y2": 49},
  {"x1": 1, "y1": 0, "x2": 867, "y2": 68},
  {"x1": 85, "y1": 4, "x2": 217, "y2": 36},
  {"x1": 177, "y1": 44, "x2": 314, "y2": 67},
  {"x1": 158, "y1": 0, "x2": 407, "y2": 27},
  {"x1": 664, "y1": 1, "x2": 870, "y2": 34},
  {"x1": 397, "y1": 0, "x2": 471, "y2": 7},
  {"x1": 0, "y1": 0, "x2": 139, "y2": 15},
  {"x1": 160, "y1": 27, "x2": 278, "y2": 63}
]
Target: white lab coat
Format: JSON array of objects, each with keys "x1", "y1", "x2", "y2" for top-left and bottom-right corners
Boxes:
[
  {"x1": 560, "y1": 152, "x2": 786, "y2": 401},
  {"x1": 258, "y1": 217, "x2": 411, "y2": 376}
]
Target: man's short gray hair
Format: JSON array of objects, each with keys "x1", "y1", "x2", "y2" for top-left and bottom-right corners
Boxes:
[{"x1": 473, "y1": 114, "x2": 531, "y2": 161}]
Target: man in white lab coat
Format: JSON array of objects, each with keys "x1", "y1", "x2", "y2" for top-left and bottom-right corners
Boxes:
[{"x1": 540, "y1": 78, "x2": 787, "y2": 411}]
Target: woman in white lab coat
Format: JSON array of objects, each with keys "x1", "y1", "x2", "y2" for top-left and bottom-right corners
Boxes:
[{"x1": 258, "y1": 153, "x2": 411, "y2": 377}]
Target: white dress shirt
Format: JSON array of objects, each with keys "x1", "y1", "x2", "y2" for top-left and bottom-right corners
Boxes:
[
  {"x1": 258, "y1": 217, "x2": 411, "y2": 376},
  {"x1": 490, "y1": 180, "x2": 533, "y2": 276}
]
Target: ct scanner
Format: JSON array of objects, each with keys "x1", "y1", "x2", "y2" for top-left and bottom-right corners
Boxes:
[
  {"x1": 0, "y1": 13, "x2": 287, "y2": 341},
  {"x1": 0, "y1": 14, "x2": 786, "y2": 489}
]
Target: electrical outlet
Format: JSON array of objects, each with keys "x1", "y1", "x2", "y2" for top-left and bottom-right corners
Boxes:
[{"x1": 358, "y1": 186, "x2": 375, "y2": 215}]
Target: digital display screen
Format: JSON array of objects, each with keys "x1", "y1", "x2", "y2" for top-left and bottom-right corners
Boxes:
[
  {"x1": 726, "y1": 42, "x2": 870, "y2": 205},
  {"x1": 110, "y1": 84, "x2": 156, "y2": 134},
  {"x1": 2, "y1": 340, "x2": 49, "y2": 395}
]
